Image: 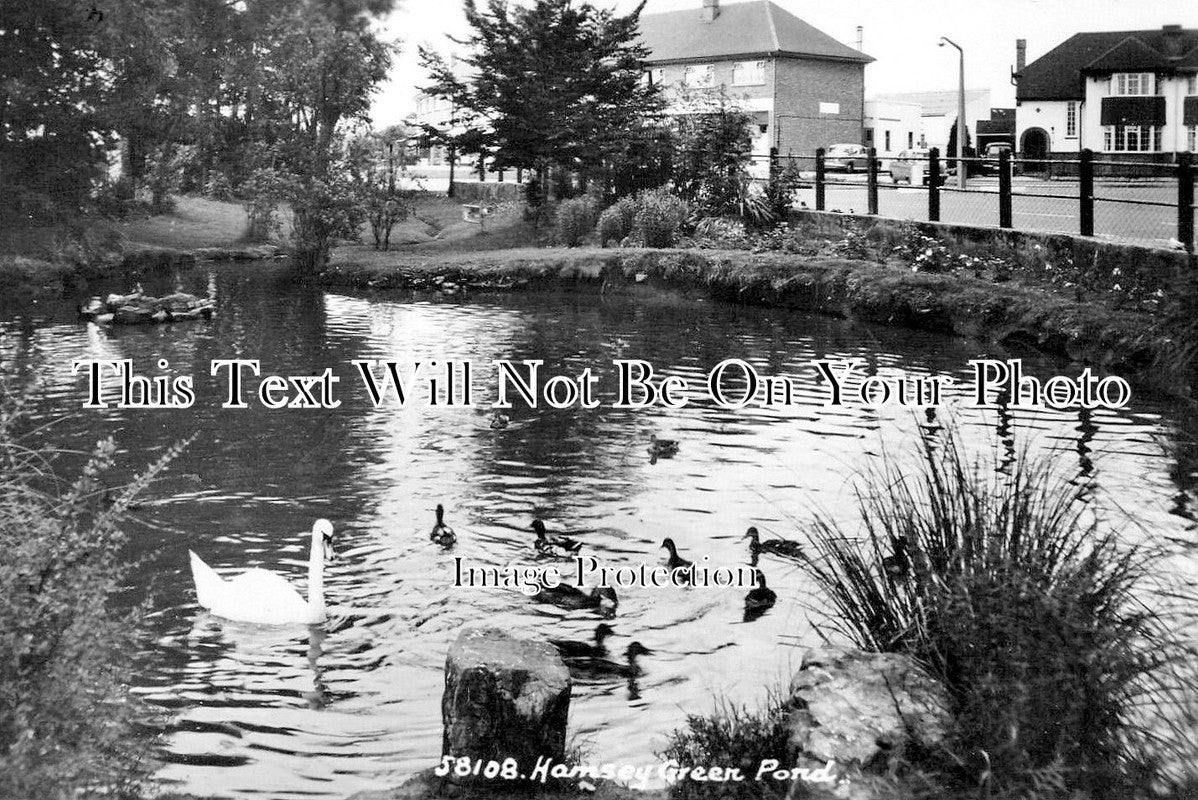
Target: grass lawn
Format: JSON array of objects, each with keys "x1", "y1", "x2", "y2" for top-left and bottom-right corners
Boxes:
[{"x1": 117, "y1": 196, "x2": 253, "y2": 249}]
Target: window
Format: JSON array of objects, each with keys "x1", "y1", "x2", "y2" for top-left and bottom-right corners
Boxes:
[
  {"x1": 1103, "y1": 123, "x2": 1161, "y2": 152},
  {"x1": 683, "y1": 64, "x2": 714, "y2": 88},
  {"x1": 1065, "y1": 101, "x2": 1077, "y2": 138},
  {"x1": 732, "y1": 60, "x2": 765, "y2": 86},
  {"x1": 642, "y1": 68, "x2": 665, "y2": 87},
  {"x1": 885, "y1": 130, "x2": 891, "y2": 151},
  {"x1": 908, "y1": 131, "x2": 914, "y2": 149},
  {"x1": 1189, "y1": 126, "x2": 1197, "y2": 152},
  {"x1": 1188, "y1": 74, "x2": 1197, "y2": 95},
  {"x1": 1112, "y1": 72, "x2": 1154, "y2": 96}
]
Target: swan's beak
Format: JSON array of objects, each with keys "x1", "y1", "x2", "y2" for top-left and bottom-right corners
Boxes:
[{"x1": 323, "y1": 538, "x2": 337, "y2": 562}]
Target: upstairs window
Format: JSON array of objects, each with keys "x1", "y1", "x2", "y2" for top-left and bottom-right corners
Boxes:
[
  {"x1": 1187, "y1": 74, "x2": 1197, "y2": 95},
  {"x1": 732, "y1": 60, "x2": 765, "y2": 86},
  {"x1": 1112, "y1": 72, "x2": 1154, "y2": 96},
  {"x1": 642, "y1": 68, "x2": 665, "y2": 87},
  {"x1": 1065, "y1": 101, "x2": 1077, "y2": 137},
  {"x1": 683, "y1": 64, "x2": 715, "y2": 88}
]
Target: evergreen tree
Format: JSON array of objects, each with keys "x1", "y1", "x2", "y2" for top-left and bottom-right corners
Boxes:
[{"x1": 420, "y1": 0, "x2": 664, "y2": 196}]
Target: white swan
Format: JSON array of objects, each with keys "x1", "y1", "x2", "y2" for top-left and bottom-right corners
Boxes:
[{"x1": 189, "y1": 519, "x2": 336, "y2": 624}]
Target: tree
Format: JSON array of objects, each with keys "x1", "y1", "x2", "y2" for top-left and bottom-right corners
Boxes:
[
  {"x1": 420, "y1": 0, "x2": 663, "y2": 199},
  {"x1": 945, "y1": 118, "x2": 974, "y2": 175},
  {"x1": 671, "y1": 92, "x2": 753, "y2": 216}
]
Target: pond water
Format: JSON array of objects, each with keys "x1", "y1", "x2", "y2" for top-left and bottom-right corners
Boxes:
[{"x1": 1, "y1": 263, "x2": 1195, "y2": 799}]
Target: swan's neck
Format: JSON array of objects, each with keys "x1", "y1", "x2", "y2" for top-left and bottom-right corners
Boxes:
[{"x1": 308, "y1": 534, "x2": 325, "y2": 617}]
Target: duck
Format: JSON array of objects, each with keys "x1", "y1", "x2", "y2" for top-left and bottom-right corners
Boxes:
[
  {"x1": 533, "y1": 581, "x2": 618, "y2": 616},
  {"x1": 490, "y1": 412, "x2": 510, "y2": 429},
  {"x1": 189, "y1": 519, "x2": 336, "y2": 625},
  {"x1": 882, "y1": 535, "x2": 911, "y2": 579},
  {"x1": 661, "y1": 537, "x2": 693, "y2": 584},
  {"x1": 743, "y1": 526, "x2": 804, "y2": 559},
  {"x1": 744, "y1": 570, "x2": 777, "y2": 612},
  {"x1": 532, "y1": 519, "x2": 582, "y2": 555},
  {"x1": 430, "y1": 504, "x2": 456, "y2": 547},
  {"x1": 566, "y1": 642, "x2": 651, "y2": 679},
  {"x1": 647, "y1": 434, "x2": 679, "y2": 460},
  {"x1": 550, "y1": 623, "x2": 616, "y2": 659}
]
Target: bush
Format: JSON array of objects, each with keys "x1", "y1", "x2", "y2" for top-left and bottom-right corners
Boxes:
[
  {"x1": 799, "y1": 427, "x2": 1198, "y2": 799},
  {"x1": 95, "y1": 178, "x2": 139, "y2": 219},
  {"x1": 0, "y1": 384, "x2": 185, "y2": 799},
  {"x1": 553, "y1": 196, "x2": 598, "y2": 247},
  {"x1": 660, "y1": 693, "x2": 791, "y2": 799},
  {"x1": 596, "y1": 197, "x2": 638, "y2": 247},
  {"x1": 634, "y1": 188, "x2": 690, "y2": 248}
]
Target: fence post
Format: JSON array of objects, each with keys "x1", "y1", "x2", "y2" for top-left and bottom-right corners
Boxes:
[
  {"x1": 928, "y1": 147, "x2": 941, "y2": 222},
  {"x1": 1079, "y1": 149, "x2": 1094, "y2": 237},
  {"x1": 866, "y1": 147, "x2": 879, "y2": 215},
  {"x1": 1179, "y1": 151, "x2": 1194, "y2": 254},
  {"x1": 998, "y1": 149, "x2": 1012, "y2": 228},
  {"x1": 815, "y1": 147, "x2": 826, "y2": 211}
]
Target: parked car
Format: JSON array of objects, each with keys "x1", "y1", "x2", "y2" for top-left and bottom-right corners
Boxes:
[
  {"x1": 824, "y1": 143, "x2": 870, "y2": 173},
  {"x1": 979, "y1": 142, "x2": 1014, "y2": 175},
  {"x1": 888, "y1": 149, "x2": 945, "y2": 185}
]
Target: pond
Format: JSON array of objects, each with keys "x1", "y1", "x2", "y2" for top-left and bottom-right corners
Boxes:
[{"x1": 1, "y1": 262, "x2": 1195, "y2": 799}]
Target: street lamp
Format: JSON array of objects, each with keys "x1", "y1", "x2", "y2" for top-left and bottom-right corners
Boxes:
[{"x1": 940, "y1": 36, "x2": 966, "y2": 189}]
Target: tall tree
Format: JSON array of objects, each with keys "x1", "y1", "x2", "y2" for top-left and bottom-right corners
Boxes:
[{"x1": 420, "y1": 0, "x2": 663, "y2": 196}]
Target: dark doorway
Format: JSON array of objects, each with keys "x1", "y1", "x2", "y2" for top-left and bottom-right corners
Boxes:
[{"x1": 1020, "y1": 127, "x2": 1049, "y2": 172}]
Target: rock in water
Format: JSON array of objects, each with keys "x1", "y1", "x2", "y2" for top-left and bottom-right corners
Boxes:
[
  {"x1": 441, "y1": 628, "x2": 570, "y2": 783},
  {"x1": 785, "y1": 646, "x2": 952, "y2": 800}
]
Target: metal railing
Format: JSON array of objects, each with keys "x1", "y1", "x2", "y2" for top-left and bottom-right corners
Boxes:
[{"x1": 759, "y1": 147, "x2": 1196, "y2": 252}]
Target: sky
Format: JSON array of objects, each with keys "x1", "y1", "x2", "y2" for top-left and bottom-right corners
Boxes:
[{"x1": 368, "y1": 0, "x2": 1198, "y2": 127}]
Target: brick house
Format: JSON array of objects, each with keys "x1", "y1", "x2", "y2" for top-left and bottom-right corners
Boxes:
[
  {"x1": 1014, "y1": 25, "x2": 1198, "y2": 165},
  {"x1": 638, "y1": 0, "x2": 872, "y2": 166}
]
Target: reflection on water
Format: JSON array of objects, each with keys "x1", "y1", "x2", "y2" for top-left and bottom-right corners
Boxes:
[{"x1": 1, "y1": 263, "x2": 1195, "y2": 799}]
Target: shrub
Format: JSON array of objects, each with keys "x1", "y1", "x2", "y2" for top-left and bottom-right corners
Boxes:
[
  {"x1": 634, "y1": 188, "x2": 690, "y2": 248},
  {"x1": 0, "y1": 383, "x2": 185, "y2": 799},
  {"x1": 799, "y1": 427, "x2": 1198, "y2": 799},
  {"x1": 659, "y1": 692, "x2": 791, "y2": 799},
  {"x1": 597, "y1": 197, "x2": 638, "y2": 247},
  {"x1": 95, "y1": 178, "x2": 139, "y2": 219},
  {"x1": 553, "y1": 196, "x2": 598, "y2": 247}
]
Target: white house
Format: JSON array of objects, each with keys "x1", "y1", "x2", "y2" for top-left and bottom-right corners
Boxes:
[
  {"x1": 870, "y1": 90, "x2": 991, "y2": 154},
  {"x1": 1015, "y1": 25, "x2": 1198, "y2": 163},
  {"x1": 863, "y1": 99, "x2": 922, "y2": 158}
]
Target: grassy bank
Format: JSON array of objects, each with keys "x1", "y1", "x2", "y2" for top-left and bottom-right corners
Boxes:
[{"x1": 322, "y1": 245, "x2": 1187, "y2": 397}]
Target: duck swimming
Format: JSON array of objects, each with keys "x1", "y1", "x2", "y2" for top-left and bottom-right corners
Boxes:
[
  {"x1": 661, "y1": 537, "x2": 693, "y2": 584},
  {"x1": 744, "y1": 570, "x2": 777, "y2": 612},
  {"x1": 533, "y1": 581, "x2": 618, "y2": 616},
  {"x1": 189, "y1": 519, "x2": 336, "y2": 625},
  {"x1": 430, "y1": 504, "x2": 456, "y2": 547},
  {"x1": 490, "y1": 412, "x2": 510, "y2": 429},
  {"x1": 532, "y1": 519, "x2": 582, "y2": 556},
  {"x1": 550, "y1": 623, "x2": 616, "y2": 659},
  {"x1": 743, "y1": 526, "x2": 804, "y2": 559},
  {"x1": 647, "y1": 434, "x2": 679, "y2": 460},
  {"x1": 566, "y1": 642, "x2": 651, "y2": 678}
]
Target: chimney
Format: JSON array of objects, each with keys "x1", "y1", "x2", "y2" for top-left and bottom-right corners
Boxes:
[
  {"x1": 701, "y1": 0, "x2": 719, "y2": 23},
  {"x1": 855, "y1": 26, "x2": 863, "y2": 52},
  {"x1": 1162, "y1": 24, "x2": 1185, "y2": 59},
  {"x1": 1015, "y1": 39, "x2": 1026, "y2": 73}
]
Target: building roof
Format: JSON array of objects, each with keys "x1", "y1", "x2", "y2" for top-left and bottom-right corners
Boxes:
[
  {"x1": 871, "y1": 90, "x2": 990, "y2": 116},
  {"x1": 638, "y1": 1, "x2": 872, "y2": 65},
  {"x1": 1017, "y1": 26, "x2": 1198, "y2": 102}
]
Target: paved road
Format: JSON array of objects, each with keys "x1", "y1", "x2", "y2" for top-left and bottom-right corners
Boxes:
[{"x1": 791, "y1": 176, "x2": 1192, "y2": 248}]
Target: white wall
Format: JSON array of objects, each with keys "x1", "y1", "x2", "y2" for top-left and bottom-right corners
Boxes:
[
  {"x1": 864, "y1": 100, "x2": 921, "y2": 157},
  {"x1": 1016, "y1": 99, "x2": 1077, "y2": 153}
]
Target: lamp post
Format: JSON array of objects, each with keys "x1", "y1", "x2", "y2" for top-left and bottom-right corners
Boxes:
[{"x1": 940, "y1": 36, "x2": 965, "y2": 189}]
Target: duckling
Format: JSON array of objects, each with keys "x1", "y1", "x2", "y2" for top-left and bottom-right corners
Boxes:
[
  {"x1": 744, "y1": 570, "x2": 777, "y2": 612},
  {"x1": 567, "y1": 642, "x2": 651, "y2": 678},
  {"x1": 430, "y1": 504, "x2": 456, "y2": 547},
  {"x1": 533, "y1": 582, "x2": 618, "y2": 616},
  {"x1": 532, "y1": 519, "x2": 582, "y2": 556},
  {"x1": 647, "y1": 434, "x2": 679, "y2": 460},
  {"x1": 490, "y1": 412, "x2": 510, "y2": 429},
  {"x1": 882, "y1": 535, "x2": 910, "y2": 579},
  {"x1": 743, "y1": 526, "x2": 804, "y2": 559},
  {"x1": 661, "y1": 537, "x2": 693, "y2": 584},
  {"x1": 550, "y1": 623, "x2": 615, "y2": 659}
]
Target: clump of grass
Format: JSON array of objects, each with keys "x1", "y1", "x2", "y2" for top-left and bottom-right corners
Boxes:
[
  {"x1": 659, "y1": 690, "x2": 791, "y2": 799},
  {"x1": 800, "y1": 426, "x2": 1197, "y2": 799},
  {"x1": 0, "y1": 382, "x2": 187, "y2": 799}
]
